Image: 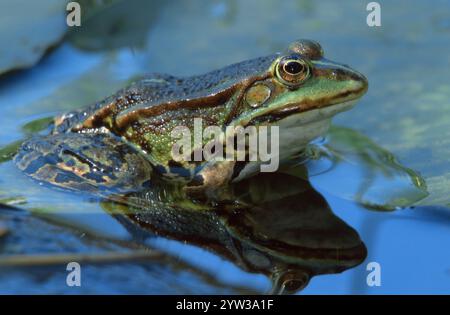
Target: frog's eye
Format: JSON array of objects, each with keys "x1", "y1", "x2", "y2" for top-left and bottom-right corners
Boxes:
[{"x1": 275, "y1": 55, "x2": 311, "y2": 87}]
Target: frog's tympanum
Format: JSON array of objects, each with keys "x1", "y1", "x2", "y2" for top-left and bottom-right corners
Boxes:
[
  {"x1": 15, "y1": 40, "x2": 367, "y2": 194},
  {"x1": 104, "y1": 172, "x2": 367, "y2": 294}
]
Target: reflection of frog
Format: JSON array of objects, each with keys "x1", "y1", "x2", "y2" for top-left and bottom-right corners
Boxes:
[
  {"x1": 15, "y1": 40, "x2": 367, "y2": 194},
  {"x1": 104, "y1": 171, "x2": 366, "y2": 294}
]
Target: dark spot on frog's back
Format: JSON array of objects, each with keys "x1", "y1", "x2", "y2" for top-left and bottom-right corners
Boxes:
[
  {"x1": 82, "y1": 170, "x2": 109, "y2": 183},
  {"x1": 54, "y1": 171, "x2": 85, "y2": 185}
]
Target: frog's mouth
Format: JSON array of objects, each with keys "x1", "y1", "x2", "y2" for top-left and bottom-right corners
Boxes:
[
  {"x1": 245, "y1": 97, "x2": 359, "y2": 129},
  {"x1": 274, "y1": 98, "x2": 359, "y2": 128}
]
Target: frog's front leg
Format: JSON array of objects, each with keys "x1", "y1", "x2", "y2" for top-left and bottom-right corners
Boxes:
[
  {"x1": 184, "y1": 160, "x2": 238, "y2": 199},
  {"x1": 14, "y1": 133, "x2": 153, "y2": 194}
]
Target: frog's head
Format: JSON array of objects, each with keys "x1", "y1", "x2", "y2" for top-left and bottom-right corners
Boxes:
[
  {"x1": 212, "y1": 39, "x2": 368, "y2": 180},
  {"x1": 229, "y1": 39, "x2": 368, "y2": 140}
]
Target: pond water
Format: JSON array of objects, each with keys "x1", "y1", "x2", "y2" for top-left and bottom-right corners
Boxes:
[{"x1": 0, "y1": 0, "x2": 449, "y2": 294}]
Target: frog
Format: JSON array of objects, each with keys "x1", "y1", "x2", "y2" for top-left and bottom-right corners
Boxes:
[{"x1": 14, "y1": 39, "x2": 368, "y2": 195}]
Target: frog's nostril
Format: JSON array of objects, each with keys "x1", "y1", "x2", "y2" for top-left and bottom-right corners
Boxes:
[
  {"x1": 354, "y1": 72, "x2": 369, "y2": 94},
  {"x1": 347, "y1": 67, "x2": 367, "y2": 83},
  {"x1": 357, "y1": 71, "x2": 369, "y2": 85}
]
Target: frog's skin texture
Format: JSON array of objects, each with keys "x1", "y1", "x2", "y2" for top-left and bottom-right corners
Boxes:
[{"x1": 15, "y1": 40, "x2": 368, "y2": 193}]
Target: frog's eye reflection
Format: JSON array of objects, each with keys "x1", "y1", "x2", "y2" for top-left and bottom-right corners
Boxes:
[
  {"x1": 275, "y1": 55, "x2": 311, "y2": 87},
  {"x1": 283, "y1": 60, "x2": 304, "y2": 75}
]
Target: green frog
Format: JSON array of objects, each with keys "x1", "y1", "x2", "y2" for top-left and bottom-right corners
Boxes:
[{"x1": 14, "y1": 39, "x2": 368, "y2": 194}]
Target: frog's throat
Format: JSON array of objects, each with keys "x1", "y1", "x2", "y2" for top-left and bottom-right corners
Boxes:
[
  {"x1": 231, "y1": 99, "x2": 357, "y2": 181},
  {"x1": 276, "y1": 98, "x2": 357, "y2": 151}
]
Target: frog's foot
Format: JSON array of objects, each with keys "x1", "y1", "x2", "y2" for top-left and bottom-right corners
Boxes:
[
  {"x1": 184, "y1": 161, "x2": 237, "y2": 200},
  {"x1": 14, "y1": 133, "x2": 153, "y2": 194}
]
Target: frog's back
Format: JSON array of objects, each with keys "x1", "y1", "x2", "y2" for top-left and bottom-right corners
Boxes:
[{"x1": 54, "y1": 55, "x2": 276, "y2": 134}]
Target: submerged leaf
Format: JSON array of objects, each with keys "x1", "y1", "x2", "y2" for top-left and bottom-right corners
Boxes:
[{"x1": 287, "y1": 126, "x2": 429, "y2": 210}]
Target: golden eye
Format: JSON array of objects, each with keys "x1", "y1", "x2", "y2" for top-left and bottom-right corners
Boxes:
[{"x1": 275, "y1": 55, "x2": 311, "y2": 87}]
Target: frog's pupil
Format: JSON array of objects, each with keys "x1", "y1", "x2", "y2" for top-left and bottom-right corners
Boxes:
[{"x1": 285, "y1": 61, "x2": 303, "y2": 75}]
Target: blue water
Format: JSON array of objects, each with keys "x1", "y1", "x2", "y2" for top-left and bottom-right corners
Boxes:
[{"x1": 0, "y1": 0, "x2": 449, "y2": 294}]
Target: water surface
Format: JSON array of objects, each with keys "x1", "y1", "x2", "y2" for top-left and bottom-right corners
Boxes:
[{"x1": 0, "y1": 0, "x2": 449, "y2": 294}]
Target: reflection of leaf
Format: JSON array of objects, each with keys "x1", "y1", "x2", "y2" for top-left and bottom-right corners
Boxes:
[
  {"x1": 327, "y1": 125, "x2": 426, "y2": 182},
  {"x1": 288, "y1": 126, "x2": 429, "y2": 210},
  {"x1": 0, "y1": 140, "x2": 22, "y2": 164},
  {"x1": 20, "y1": 117, "x2": 53, "y2": 135}
]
